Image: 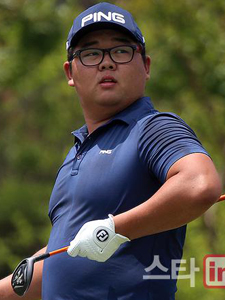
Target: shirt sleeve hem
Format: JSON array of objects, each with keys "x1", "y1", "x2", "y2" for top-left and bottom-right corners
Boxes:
[{"x1": 163, "y1": 150, "x2": 211, "y2": 183}]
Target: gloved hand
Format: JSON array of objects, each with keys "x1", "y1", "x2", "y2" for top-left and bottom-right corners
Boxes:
[{"x1": 67, "y1": 214, "x2": 130, "y2": 262}]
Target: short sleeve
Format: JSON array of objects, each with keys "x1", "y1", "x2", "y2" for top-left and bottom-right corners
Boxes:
[{"x1": 138, "y1": 113, "x2": 209, "y2": 183}]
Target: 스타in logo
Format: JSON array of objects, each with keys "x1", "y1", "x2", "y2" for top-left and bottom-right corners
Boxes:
[
  {"x1": 204, "y1": 255, "x2": 225, "y2": 288},
  {"x1": 96, "y1": 229, "x2": 109, "y2": 242},
  {"x1": 81, "y1": 12, "x2": 125, "y2": 27}
]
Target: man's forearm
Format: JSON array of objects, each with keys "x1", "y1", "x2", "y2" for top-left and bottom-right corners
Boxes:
[
  {"x1": 0, "y1": 246, "x2": 46, "y2": 300},
  {"x1": 114, "y1": 174, "x2": 220, "y2": 239}
]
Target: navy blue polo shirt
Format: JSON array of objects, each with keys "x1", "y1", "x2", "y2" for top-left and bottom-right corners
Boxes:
[{"x1": 42, "y1": 97, "x2": 208, "y2": 300}]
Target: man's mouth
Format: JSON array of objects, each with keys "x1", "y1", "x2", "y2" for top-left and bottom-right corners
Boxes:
[{"x1": 99, "y1": 76, "x2": 117, "y2": 87}]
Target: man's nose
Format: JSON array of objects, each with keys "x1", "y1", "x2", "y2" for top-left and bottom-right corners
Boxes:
[{"x1": 99, "y1": 52, "x2": 117, "y2": 71}]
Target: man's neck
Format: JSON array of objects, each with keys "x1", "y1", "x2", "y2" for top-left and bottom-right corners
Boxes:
[
  {"x1": 82, "y1": 106, "x2": 122, "y2": 134},
  {"x1": 84, "y1": 115, "x2": 111, "y2": 134}
]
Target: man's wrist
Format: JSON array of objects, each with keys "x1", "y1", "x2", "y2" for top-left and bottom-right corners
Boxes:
[{"x1": 112, "y1": 214, "x2": 132, "y2": 240}]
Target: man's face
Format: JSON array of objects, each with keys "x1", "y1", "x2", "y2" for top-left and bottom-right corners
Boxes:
[{"x1": 64, "y1": 29, "x2": 151, "y2": 120}]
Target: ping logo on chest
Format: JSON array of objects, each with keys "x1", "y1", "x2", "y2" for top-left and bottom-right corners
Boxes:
[
  {"x1": 81, "y1": 12, "x2": 125, "y2": 27},
  {"x1": 99, "y1": 150, "x2": 112, "y2": 155}
]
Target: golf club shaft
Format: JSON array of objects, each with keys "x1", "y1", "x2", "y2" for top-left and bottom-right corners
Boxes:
[
  {"x1": 217, "y1": 194, "x2": 225, "y2": 201},
  {"x1": 49, "y1": 246, "x2": 69, "y2": 256},
  {"x1": 33, "y1": 194, "x2": 225, "y2": 261}
]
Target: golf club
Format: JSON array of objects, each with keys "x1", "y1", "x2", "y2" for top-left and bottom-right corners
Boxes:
[
  {"x1": 11, "y1": 194, "x2": 225, "y2": 296},
  {"x1": 11, "y1": 246, "x2": 68, "y2": 296}
]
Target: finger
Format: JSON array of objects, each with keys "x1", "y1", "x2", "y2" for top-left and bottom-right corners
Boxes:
[{"x1": 67, "y1": 240, "x2": 80, "y2": 257}]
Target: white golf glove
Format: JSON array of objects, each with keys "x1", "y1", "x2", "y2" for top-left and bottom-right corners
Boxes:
[{"x1": 67, "y1": 214, "x2": 130, "y2": 262}]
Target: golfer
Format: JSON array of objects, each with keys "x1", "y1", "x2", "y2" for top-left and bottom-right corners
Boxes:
[{"x1": 0, "y1": 2, "x2": 221, "y2": 300}]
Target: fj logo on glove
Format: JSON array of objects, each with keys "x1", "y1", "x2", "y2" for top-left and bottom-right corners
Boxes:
[{"x1": 96, "y1": 229, "x2": 109, "y2": 242}]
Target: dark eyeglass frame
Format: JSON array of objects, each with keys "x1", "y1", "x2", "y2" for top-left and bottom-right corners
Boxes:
[{"x1": 70, "y1": 44, "x2": 142, "y2": 66}]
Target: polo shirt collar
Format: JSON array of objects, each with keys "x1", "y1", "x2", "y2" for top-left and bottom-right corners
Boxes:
[
  {"x1": 72, "y1": 124, "x2": 89, "y2": 144},
  {"x1": 110, "y1": 96, "x2": 154, "y2": 124},
  {"x1": 72, "y1": 97, "x2": 154, "y2": 143}
]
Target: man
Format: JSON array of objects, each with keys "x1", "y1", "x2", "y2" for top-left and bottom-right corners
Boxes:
[{"x1": 0, "y1": 2, "x2": 221, "y2": 300}]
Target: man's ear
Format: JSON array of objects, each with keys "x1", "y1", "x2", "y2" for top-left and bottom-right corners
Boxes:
[
  {"x1": 145, "y1": 55, "x2": 151, "y2": 81},
  {"x1": 64, "y1": 61, "x2": 75, "y2": 87}
]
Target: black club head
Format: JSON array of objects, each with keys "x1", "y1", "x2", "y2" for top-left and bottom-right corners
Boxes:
[{"x1": 11, "y1": 258, "x2": 35, "y2": 296}]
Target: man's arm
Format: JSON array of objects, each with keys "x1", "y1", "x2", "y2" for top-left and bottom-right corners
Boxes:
[
  {"x1": 0, "y1": 246, "x2": 47, "y2": 300},
  {"x1": 113, "y1": 153, "x2": 222, "y2": 239}
]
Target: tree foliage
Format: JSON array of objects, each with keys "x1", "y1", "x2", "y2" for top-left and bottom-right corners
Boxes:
[{"x1": 0, "y1": 0, "x2": 224, "y2": 299}]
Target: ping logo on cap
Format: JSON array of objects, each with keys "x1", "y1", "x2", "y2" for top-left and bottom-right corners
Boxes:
[
  {"x1": 81, "y1": 12, "x2": 125, "y2": 27},
  {"x1": 96, "y1": 229, "x2": 109, "y2": 242}
]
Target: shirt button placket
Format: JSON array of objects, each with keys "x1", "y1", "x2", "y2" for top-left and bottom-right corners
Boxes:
[
  {"x1": 71, "y1": 135, "x2": 93, "y2": 176},
  {"x1": 71, "y1": 153, "x2": 83, "y2": 176}
]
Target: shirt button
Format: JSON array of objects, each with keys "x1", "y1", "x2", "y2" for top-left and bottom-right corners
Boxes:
[
  {"x1": 76, "y1": 154, "x2": 81, "y2": 160},
  {"x1": 71, "y1": 170, "x2": 78, "y2": 176}
]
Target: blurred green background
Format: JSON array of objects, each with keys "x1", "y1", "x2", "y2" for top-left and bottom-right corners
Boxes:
[{"x1": 0, "y1": 0, "x2": 224, "y2": 299}]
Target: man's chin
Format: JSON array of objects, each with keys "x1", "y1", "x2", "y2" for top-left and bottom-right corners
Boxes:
[{"x1": 96, "y1": 97, "x2": 122, "y2": 107}]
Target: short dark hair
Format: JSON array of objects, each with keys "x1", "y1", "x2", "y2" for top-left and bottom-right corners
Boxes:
[{"x1": 67, "y1": 46, "x2": 75, "y2": 62}]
